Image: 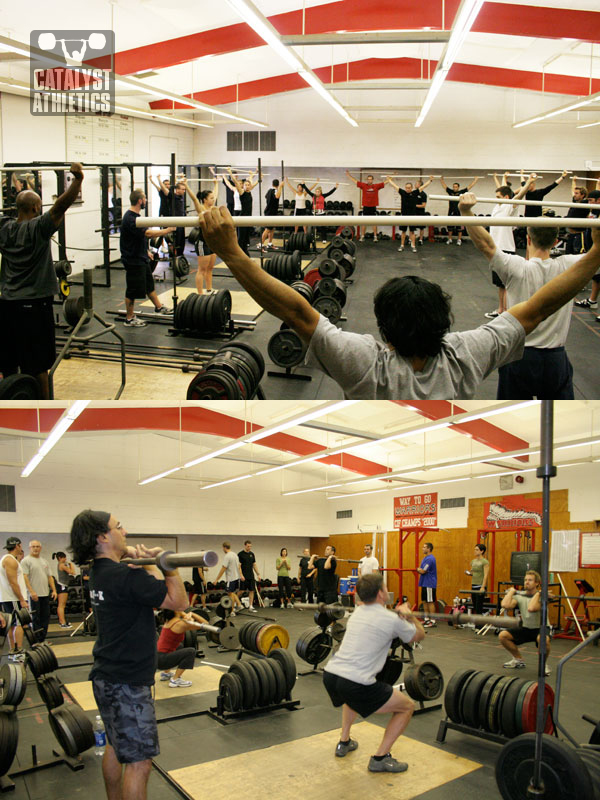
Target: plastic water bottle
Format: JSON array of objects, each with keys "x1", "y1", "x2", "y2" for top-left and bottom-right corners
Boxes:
[{"x1": 94, "y1": 715, "x2": 106, "y2": 756}]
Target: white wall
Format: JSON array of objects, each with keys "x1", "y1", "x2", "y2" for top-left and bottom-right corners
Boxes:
[
  {"x1": 194, "y1": 82, "x2": 600, "y2": 173},
  {"x1": 326, "y1": 462, "x2": 600, "y2": 533}
]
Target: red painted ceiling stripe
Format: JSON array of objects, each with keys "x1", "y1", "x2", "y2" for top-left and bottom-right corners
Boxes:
[
  {"x1": 393, "y1": 401, "x2": 530, "y2": 463},
  {"x1": 149, "y1": 57, "x2": 599, "y2": 109},
  {"x1": 98, "y1": 1, "x2": 598, "y2": 76},
  {"x1": 0, "y1": 408, "x2": 388, "y2": 478}
]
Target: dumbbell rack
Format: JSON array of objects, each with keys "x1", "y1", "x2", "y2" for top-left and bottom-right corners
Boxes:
[{"x1": 208, "y1": 648, "x2": 301, "y2": 725}]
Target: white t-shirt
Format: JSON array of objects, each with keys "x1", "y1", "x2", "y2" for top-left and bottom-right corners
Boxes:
[
  {"x1": 358, "y1": 556, "x2": 379, "y2": 575},
  {"x1": 324, "y1": 603, "x2": 416, "y2": 685},
  {"x1": 223, "y1": 551, "x2": 240, "y2": 582},
  {"x1": 233, "y1": 191, "x2": 242, "y2": 212},
  {"x1": 489, "y1": 202, "x2": 520, "y2": 253},
  {"x1": 0, "y1": 554, "x2": 26, "y2": 603},
  {"x1": 490, "y1": 249, "x2": 580, "y2": 348}
]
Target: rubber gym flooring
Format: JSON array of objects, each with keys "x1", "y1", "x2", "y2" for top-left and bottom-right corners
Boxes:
[
  {"x1": 3, "y1": 606, "x2": 598, "y2": 799},
  {"x1": 53, "y1": 234, "x2": 600, "y2": 400}
]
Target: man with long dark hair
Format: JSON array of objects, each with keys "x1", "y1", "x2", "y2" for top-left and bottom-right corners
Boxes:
[{"x1": 69, "y1": 510, "x2": 187, "y2": 800}]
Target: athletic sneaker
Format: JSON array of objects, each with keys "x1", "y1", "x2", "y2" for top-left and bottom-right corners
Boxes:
[
  {"x1": 335, "y1": 739, "x2": 358, "y2": 757},
  {"x1": 456, "y1": 239, "x2": 462, "y2": 246},
  {"x1": 484, "y1": 310, "x2": 500, "y2": 319},
  {"x1": 359, "y1": 236, "x2": 365, "y2": 242},
  {"x1": 574, "y1": 298, "x2": 597, "y2": 308},
  {"x1": 503, "y1": 658, "x2": 526, "y2": 669},
  {"x1": 544, "y1": 664, "x2": 551, "y2": 676},
  {"x1": 59, "y1": 622, "x2": 72, "y2": 628},
  {"x1": 398, "y1": 246, "x2": 404, "y2": 252},
  {"x1": 596, "y1": 315, "x2": 600, "y2": 322},
  {"x1": 160, "y1": 671, "x2": 174, "y2": 681},
  {"x1": 154, "y1": 305, "x2": 172, "y2": 314},
  {"x1": 418, "y1": 239, "x2": 424, "y2": 245},
  {"x1": 374, "y1": 235, "x2": 379, "y2": 242},
  {"x1": 411, "y1": 246, "x2": 417, "y2": 253},
  {"x1": 423, "y1": 620, "x2": 437, "y2": 628},
  {"x1": 248, "y1": 607, "x2": 258, "y2": 612},
  {"x1": 169, "y1": 678, "x2": 193, "y2": 688},
  {"x1": 368, "y1": 755, "x2": 408, "y2": 773},
  {"x1": 446, "y1": 239, "x2": 452, "y2": 245},
  {"x1": 124, "y1": 316, "x2": 146, "y2": 327}
]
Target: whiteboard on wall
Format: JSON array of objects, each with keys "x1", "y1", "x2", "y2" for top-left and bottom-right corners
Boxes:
[
  {"x1": 580, "y1": 532, "x2": 600, "y2": 568},
  {"x1": 66, "y1": 115, "x2": 133, "y2": 163},
  {"x1": 549, "y1": 530, "x2": 579, "y2": 572}
]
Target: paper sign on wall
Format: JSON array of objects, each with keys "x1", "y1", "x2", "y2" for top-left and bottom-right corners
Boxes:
[
  {"x1": 393, "y1": 493, "x2": 438, "y2": 529},
  {"x1": 483, "y1": 495, "x2": 543, "y2": 529}
]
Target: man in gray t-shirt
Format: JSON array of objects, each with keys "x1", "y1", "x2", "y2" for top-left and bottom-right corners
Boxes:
[
  {"x1": 21, "y1": 540, "x2": 56, "y2": 642},
  {"x1": 0, "y1": 163, "x2": 85, "y2": 398},
  {"x1": 213, "y1": 542, "x2": 243, "y2": 614},
  {"x1": 499, "y1": 570, "x2": 551, "y2": 675},
  {"x1": 196, "y1": 204, "x2": 600, "y2": 399}
]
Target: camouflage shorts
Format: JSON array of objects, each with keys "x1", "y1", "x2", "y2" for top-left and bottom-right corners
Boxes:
[{"x1": 92, "y1": 678, "x2": 159, "y2": 763}]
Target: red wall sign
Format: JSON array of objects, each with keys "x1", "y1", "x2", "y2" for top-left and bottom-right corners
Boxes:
[
  {"x1": 393, "y1": 493, "x2": 438, "y2": 529},
  {"x1": 483, "y1": 495, "x2": 543, "y2": 529}
]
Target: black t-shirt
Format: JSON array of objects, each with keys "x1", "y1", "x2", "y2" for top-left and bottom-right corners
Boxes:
[
  {"x1": 119, "y1": 210, "x2": 149, "y2": 265},
  {"x1": 566, "y1": 201, "x2": 589, "y2": 230},
  {"x1": 315, "y1": 557, "x2": 337, "y2": 590},
  {"x1": 299, "y1": 556, "x2": 311, "y2": 578},
  {"x1": 414, "y1": 190, "x2": 427, "y2": 214},
  {"x1": 223, "y1": 179, "x2": 235, "y2": 206},
  {"x1": 167, "y1": 187, "x2": 185, "y2": 216},
  {"x1": 238, "y1": 550, "x2": 256, "y2": 579},
  {"x1": 522, "y1": 181, "x2": 558, "y2": 218},
  {"x1": 264, "y1": 188, "x2": 279, "y2": 215},
  {"x1": 446, "y1": 187, "x2": 467, "y2": 216},
  {"x1": 192, "y1": 567, "x2": 205, "y2": 590},
  {"x1": 158, "y1": 189, "x2": 170, "y2": 217},
  {"x1": 398, "y1": 188, "x2": 420, "y2": 215},
  {"x1": 89, "y1": 558, "x2": 168, "y2": 685},
  {"x1": 240, "y1": 191, "x2": 253, "y2": 215}
]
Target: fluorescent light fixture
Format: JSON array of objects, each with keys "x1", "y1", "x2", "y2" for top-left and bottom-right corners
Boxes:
[
  {"x1": 456, "y1": 400, "x2": 539, "y2": 424},
  {"x1": 224, "y1": 0, "x2": 358, "y2": 127},
  {"x1": 201, "y1": 474, "x2": 253, "y2": 490},
  {"x1": 326, "y1": 477, "x2": 466, "y2": 499},
  {"x1": 577, "y1": 120, "x2": 600, "y2": 129},
  {"x1": 256, "y1": 454, "x2": 322, "y2": 476},
  {"x1": 113, "y1": 105, "x2": 212, "y2": 128},
  {"x1": 415, "y1": 0, "x2": 484, "y2": 127},
  {"x1": 138, "y1": 466, "x2": 181, "y2": 486},
  {"x1": 245, "y1": 400, "x2": 357, "y2": 443},
  {"x1": 513, "y1": 92, "x2": 600, "y2": 129},
  {"x1": 183, "y1": 442, "x2": 246, "y2": 469},
  {"x1": 21, "y1": 401, "x2": 89, "y2": 478},
  {"x1": 329, "y1": 421, "x2": 451, "y2": 455}
]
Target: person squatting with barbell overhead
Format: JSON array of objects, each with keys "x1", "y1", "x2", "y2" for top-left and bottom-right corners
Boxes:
[
  {"x1": 193, "y1": 202, "x2": 600, "y2": 400},
  {"x1": 323, "y1": 572, "x2": 425, "y2": 774},
  {"x1": 68, "y1": 510, "x2": 188, "y2": 800}
]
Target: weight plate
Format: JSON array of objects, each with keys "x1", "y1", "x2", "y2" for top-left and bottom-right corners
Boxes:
[
  {"x1": 226, "y1": 342, "x2": 265, "y2": 386},
  {"x1": 501, "y1": 679, "x2": 531, "y2": 738},
  {"x1": 63, "y1": 296, "x2": 86, "y2": 327},
  {"x1": 0, "y1": 711, "x2": 18, "y2": 777},
  {"x1": 184, "y1": 628, "x2": 198, "y2": 649},
  {"x1": 17, "y1": 607, "x2": 32, "y2": 627},
  {"x1": 488, "y1": 677, "x2": 519, "y2": 734},
  {"x1": 405, "y1": 662, "x2": 444, "y2": 702},
  {"x1": 186, "y1": 369, "x2": 239, "y2": 400},
  {"x1": 49, "y1": 706, "x2": 80, "y2": 757},
  {"x1": 478, "y1": 674, "x2": 504, "y2": 732},
  {"x1": 38, "y1": 675, "x2": 64, "y2": 710},
  {"x1": 39, "y1": 644, "x2": 58, "y2": 674},
  {"x1": 176, "y1": 256, "x2": 190, "y2": 277},
  {"x1": 315, "y1": 276, "x2": 337, "y2": 297},
  {"x1": 25, "y1": 648, "x2": 46, "y2": 679},
  {"x1": 314, "y1": 611, "x2": 329, "y2": 628},
  {"x1": 330, "y1": 620, "x2": 347, "y2": 642},
  {"x1": 268, "y1": 649, "x2": 296, "y2": 695},
  {"x1": 0, "y1": 663, "x2": 26, "y2": 707},
  {"x1": 303, "y1": 268, "x2": 321, "y2": 288},
  {"x1": 267, "y1": 329, "x2": 307, "y2": 368},
  {"x1": 247, "y1": 658, "x2": 272, "y2": 706},
  {"x1": 245, "y1": 620, "x2": 266, "y2": 653},
  {"x1": 230, "y1": 661, "x2": 259, "y2": 709},
  {"x1": 183, "y1": 293, "x2": 199, "y2": 331},
  {"x1": 375, "y1": 655, "x2": 403, "y2": 685},
  {"x1": 329, "y1": 247, "x2": 345, "y2": 263},
  {"x1": 461, "y1": 671, "x2": 493, "y2": 729},
  {"x1": 444, "y1": 668, "x2": 476, "y2": 723},
  {"x1": 256, "y1": 623, "x2": 290, "y2": 655},
  {"x1": 319, "y1": 259, "x2": 340, "y2": 278},
  {"x1": 207, "y1": 617, "x2": 227, "y2": 645},
  {"x1": 578, "y1": 749, "x2": 600, "y2": 800},
  {"x1": 495, "y1": 733, "x2": 593, "y2": 800},
  {"x1": 219, "y1": 672, "x2": 242, "y2": 712},
  {"x1": 0, "y1": 375, "x2": 41, "y2": 401},
  {"x1": 266, "y1": 657, "x2": 287, "y2": 704},
  {"x1": 66, "y1": 704, "x2": 95, "y2": 755},
  {"x1": 238, "y1": 621, "x2": 254, "y2": 651},
  {"x1": 312, "y1": 296, "x2": 342, "y2": 325},
  {"x1": 219, "y1": 625, "x2": 239, "y2": 650},
  {"x1": 296, "y1": 628, "x2": 332, "y2": 666},
  {"x1": 520, "y1": 682, "x2": 555, "y2": 734}
]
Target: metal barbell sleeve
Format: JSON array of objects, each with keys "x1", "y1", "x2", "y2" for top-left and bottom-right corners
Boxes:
[
  {"x1": 122, "y1": 549, "x2": 219, "y2": 571},
  {"x1": 429, "y1": 194, "x2": 592, "y2": 210}
]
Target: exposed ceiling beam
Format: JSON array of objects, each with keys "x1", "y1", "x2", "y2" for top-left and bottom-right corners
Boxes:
[{"x1": 280, "y1": 31, "x2": 451, "y2": 46}]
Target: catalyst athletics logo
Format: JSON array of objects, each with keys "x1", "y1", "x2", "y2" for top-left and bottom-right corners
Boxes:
[{"x1": 30, "y1": 30, "x2": 115, "y2": 115}]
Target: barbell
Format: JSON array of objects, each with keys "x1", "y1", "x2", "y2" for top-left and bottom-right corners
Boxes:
[
  {"x1": 186, "y1": 619, "x2": 239, "y2": 649},
  {"x1": 429, "y1": 194, "x2": 593, "y2": 210},
  {"x1": 296, "y1": 555, "x2": 360, "y2": 563},
  {"x1": 136, "y1": 214, "x2": 600, "y2": 229},
  {"x1": 294, "y1": 601, "x2": 521, "y2": 629},
  {"x1": 121, "y1": 549, "x2": 218, "y2": 571}
]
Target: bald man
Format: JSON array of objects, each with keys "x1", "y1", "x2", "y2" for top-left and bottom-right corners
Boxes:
[
  {"x1": 21, "y1": 540, "x2": 56, "y2": 643},
  {"x1": 0, "y1": 163, "x2": 84, "y2": 398}
]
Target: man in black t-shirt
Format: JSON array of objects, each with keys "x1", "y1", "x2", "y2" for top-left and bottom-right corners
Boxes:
[
  {"x1": 120, "y1": 189, "x2": 175, "y2": 327},
  {"x1": 309, "y1": 545, "x2": 338, "y2": 604},
  {"x1": 298, "y1": 547, "x2": 316, "y2": 603},
  {"x1": 261, "y1": 179, "x2": 283, "y2": 250},
  {"x1": 565, "y1": 183, "x2": 589, "y2": 255},
  {"x1": 518, "y1": 169, "x2": 568, "y2": 218},
  {"x1": 237, "y1": 540, "x2": 261, "y2": 611},
  {"x1": 440, "y1": 175, "x2": 480, "y2": 245},
  {"x1": 69, "y1": 509, "x2": 187, "y2": 800},
  {"x1": 414, "y1": 177, "x2": 434, "y2": 245}
]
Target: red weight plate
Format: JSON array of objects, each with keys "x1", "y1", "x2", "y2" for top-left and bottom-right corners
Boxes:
[
  {"x1": 521, "y1": 682, "x2": 555, "y2": 734},
  {"x1": 303, "y1": 269, "x2": 321, "y2": 288}
]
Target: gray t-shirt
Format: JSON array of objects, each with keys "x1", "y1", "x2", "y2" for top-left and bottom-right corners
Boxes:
[
  {"x1": 490, "y1": 249, "x2": 579, "y2": 348},
  {"x1": 21, "y1": 555, "x2": 52, "y2": 596},
  {"x1": 515, "y1": 593, "x2": 541, "y2": 629},
  {"x1": 306, "y1": 313, "x2": 524, "y2": 399},
  {"x1": 0, "y1": 212, "x2": 59, "y2": 299},
  {"x1": 223, "y1": 551, "x2": 240, "y2": 583},
  {"x1": 325, "y1": 603, "x2": 416, "y2": 685}
]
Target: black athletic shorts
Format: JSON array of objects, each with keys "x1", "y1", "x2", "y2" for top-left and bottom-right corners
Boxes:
[
  {"x1": 421, "y1": 587, "x2": 437, "y2": 603},
  {"x1": 323, "y1": 671, "x2": 393, "y2": 718},
  {"x1": 491, "y1": 270, "x2": 506, "y2": 289},
  {"x1": 92, "y1": 678, "x2": 159, "y2": 763},
  {"x1": 0, "y1": 296, "x2": 56, "y2": 375},
  {"x1": 241, "y1": 577, "x2": 256, "y2": 592},
  {"x1": 508, "y1": 627, "x2": 540, "y2": 647},
  {"x1": 227, "y1": 580, "x2": 240, "y2": 593},
  {"x1": 398, "y1": 225, "x2": 418, "y2": 232},
  {"x1": 362, "y1": 206, "x2": 377, "y2": 217},
  {"x1": 123, "y1": 262, "x2": 155, "y2": 300},
  {"x1": 196, "y1": 240, "x2": 213, "y2": 257}
]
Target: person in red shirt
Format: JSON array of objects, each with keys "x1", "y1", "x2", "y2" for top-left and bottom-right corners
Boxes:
[
  {"x1": 346, "y1": 172, "x2": 389, "y2": 242},
  {"x1": 156, "y1": 609, "x2": 204, "y2": 688}
]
